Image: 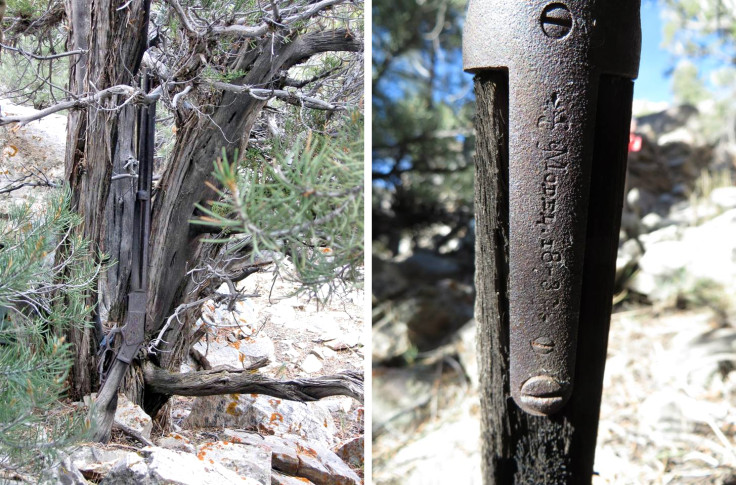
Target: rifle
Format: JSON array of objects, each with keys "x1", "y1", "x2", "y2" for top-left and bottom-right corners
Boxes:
[{"x1": 90, "y1": 72, "x2": 155, "y2": 442}]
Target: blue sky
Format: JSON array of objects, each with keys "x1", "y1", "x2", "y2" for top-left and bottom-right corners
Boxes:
[
  {"x1": 635, "y1": 0, "x2": 731, "y2": 103},
  {"x1": 635, "y1": 1, "x2": 674, "y2": 102}
]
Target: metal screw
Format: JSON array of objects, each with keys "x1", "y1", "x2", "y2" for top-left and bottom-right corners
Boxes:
[
  {"x1": 519, "y1": 375, "x2": 568, "y2": 415},
  {"x1": 541, "y1": 3, "x2": 573, "y2": 39},
  {"x1": 531, "y1": 336, "x2": 555, "y2": 354}
]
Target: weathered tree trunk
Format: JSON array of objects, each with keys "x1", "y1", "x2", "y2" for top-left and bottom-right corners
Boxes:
[
  {"x1": 474, "y1": 71, "x2": 633, "y2": 483},
  {"x1": 64, "y1": 0, "x2": 150, "y2": 400}
]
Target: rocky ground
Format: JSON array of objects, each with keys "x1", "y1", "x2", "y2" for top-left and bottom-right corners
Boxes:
[
  {"x1": 61, "y1": 266, "x2": 366, "y2": 485},
  {"x1": 0, "y1": 103, "x2": 366, "y2": 484},
  {"x1": 373, "y1": 103, "x2": 736, "y2": 484}
]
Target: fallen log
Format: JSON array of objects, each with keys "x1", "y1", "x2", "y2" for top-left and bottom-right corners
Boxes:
[{"x1": 142, "y1": 362, "x2": 363, "y2": 403}]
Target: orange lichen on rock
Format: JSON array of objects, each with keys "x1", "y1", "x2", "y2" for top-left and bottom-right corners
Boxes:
[
  {"x1": 270, "y1": 412, "x2": 283, "y2": 424},
  {"x1": 226, "y1": 401, "x2": 240, "y2": 416},
  {"x1": 296, "y1": 443, "x2": 318, "y2": 458}
]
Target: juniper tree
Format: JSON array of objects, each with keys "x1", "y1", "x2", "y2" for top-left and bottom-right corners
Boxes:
[{"x1": 0, "y1": 0, "x2": 364, "y2": 442}]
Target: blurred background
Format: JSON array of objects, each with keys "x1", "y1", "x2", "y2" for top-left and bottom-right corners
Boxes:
[{"x1": 372, "y1": 0, "x2": 736, "y2": 483}]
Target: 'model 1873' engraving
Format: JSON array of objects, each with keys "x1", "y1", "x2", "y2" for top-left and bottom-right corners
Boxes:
[
  {"x1": 516, "y1": 91, "x2": 574, "y2": 415},
  {"x1": 536, "y1": 93, "x2": 568, "y2": 297}
]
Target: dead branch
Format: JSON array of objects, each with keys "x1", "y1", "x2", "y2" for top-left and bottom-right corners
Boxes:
[
  {"x1": 0, "y1": 85, "x2": 161, "y2": 126},
  {"x1": 210, "y1": 81, "x2": 342, "y2": 110},
  {"x1": 0, "y1": 43, "x2": 86, "y2": 61},
  {"x1": 112, "y1": 421, "x2": 154, "y2": 447},
  {"x1": 165, "y1": 0, "x2": 350, "y2": 39},
  {"x1": 0, "y1": 170, "x2": 59, "y2": 195},
  {"x1": 143, "y1": 362, "x2": 363, "y2": 402}
]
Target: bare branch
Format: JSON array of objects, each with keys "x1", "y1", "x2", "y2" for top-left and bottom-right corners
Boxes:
[
  {"x1": 0, "y1": 169, "x2": 59, "y2": 195},
  {"x1": 0, "y1": 85, "x2": 161, "y2": 127},
  {"x1": 209, "y1": 23, "x2": 270, "y2": 37},
  {"x1": 211, "y1": 81, "x2": 342, "y2": 110},
  {"x1": 279, "y1": 0, "x2": 347, "y2": 28},
  {"x1": 163, "y1": 0, "x2": 201, "y2": 35},
  {"x1": 0, "y1": 44, "x2": 86, "y2": 61},
  {"x1": 166, "y1": 0, "x2": 350, "y2": 38},
  {"x1": 171, "y1": 85, "x2": 192, "y2": 109}
]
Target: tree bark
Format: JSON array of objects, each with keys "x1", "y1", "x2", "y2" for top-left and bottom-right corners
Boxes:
[
  {"x1": 474, "y1": 71, "x2": 633, "y2": 484},
  {"x1": 143, "y1": 363, "x2": 363, "y2": 402},
  {"x1": 64, "y1": 0, "x2": 151, "y2": 400}
]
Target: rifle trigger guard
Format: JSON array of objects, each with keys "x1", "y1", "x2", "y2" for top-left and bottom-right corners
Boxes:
[{"x1": 463, "y1": 0, "x2": 640, "y2": 415}]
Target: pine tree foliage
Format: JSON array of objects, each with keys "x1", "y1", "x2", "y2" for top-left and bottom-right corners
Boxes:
[
  {"x1": 0, "y1": 189, "x2": 98, "y2": 476},
  {"x1": 193, "y1": 111, "x2": 364, "y2": 299},
  {"x1": 372, "y1": 0, "x2": 474, "y2": 255},
  {"x1": 660, "y1": 0, "x2": 736, "y2": 144}
]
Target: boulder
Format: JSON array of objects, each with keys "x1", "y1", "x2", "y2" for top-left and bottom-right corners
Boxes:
[
  {"x1": 300, "y1": 353, "x2": 324, "y2": 373},
  {"x1": 100, "y1": 446, "x2": 260, "y2": 485},
  {"x1": 239, "y1": 335, "x2": 276, "y2": 362},
  {"x1": 192, "y1": 334, "x2": 273, "y2": 369},
  {"x1": 224, "y1": 430, "x2": 359, "y2": 485},
  {"x1": 195, "y1": 440, "x2": 271, "y2": 485},
  {"x1": 334, "y1": 436, "x2": 363, "y2": 469},
  {"x1": 324, "y1": 337, "x2": 358, "y2": 351},
  {"x1": 372, "y1": 320, "x2": 411, "y2": 363},
  {"x1": 372, "y1": 367, "x2": 435, "y2": 435},
  {"x1": 115, "y1": 393, "x2": 152, "y2": 439},
  {"x1": 184, "y1": 394, "x2": 338, "y2": 447},
  {"x1": 69, "y1": 444, "x2": 130, "y2": 481},
  {"x1": 277, "y1": 437, "x2": 360, "y2": 485},
  {"x1": 223, "y1": 430, "x2": 361, "y2": 485},
  {"x1": 374, "y1": 402, "x2": 482, "y2": 485},
  {"x1": 710, "y1": 186, "x2": 736, "y2": 209},
  {"x1": 40, "y1": 456, "x2": 87, "y2": 485},
  {"x1": 156, "y1": 432, "x2": 196, "y2": 454},
  {"x1": 627, "y1": 208, "x2": 736, "y2": 303},
  {"x1": 272, "y1": 470, "x2": 316, "y2": 484}
]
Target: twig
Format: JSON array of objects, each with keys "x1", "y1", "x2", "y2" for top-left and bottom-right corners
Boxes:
[
  {"x1": 210, "y1": 81, "x2": 343, "y2": 111},
  {"x1": 112, "y1": 421, "x2": 154, "y2": 447},
  {"x1": 0, "y1": 43, "x2": 86, "y2": 60}
]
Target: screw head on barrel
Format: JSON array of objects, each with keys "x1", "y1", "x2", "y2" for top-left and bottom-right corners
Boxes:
[
  {"x1": 519, "y1": 375, "x2": 569, "y2": 415},
  {"x1": 540, "y1": 3, "x2": 573, "y2": 39}
]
